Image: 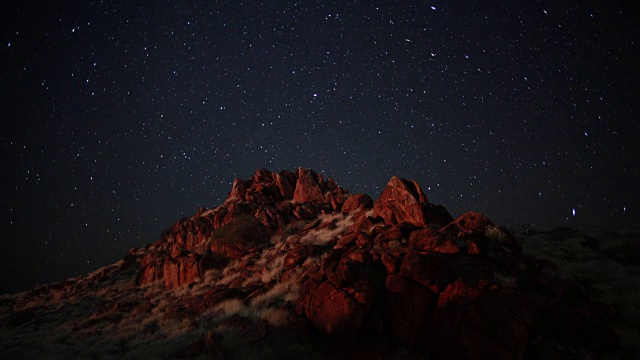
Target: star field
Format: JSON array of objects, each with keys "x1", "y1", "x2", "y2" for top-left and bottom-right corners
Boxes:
[{"x1": 1, "y1": 1, "x2": 638, "y2": 292}]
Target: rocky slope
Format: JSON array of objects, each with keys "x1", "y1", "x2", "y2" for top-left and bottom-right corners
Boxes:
[{"x1": 0, "y1": 168, "x2": 625, "y2": 359}]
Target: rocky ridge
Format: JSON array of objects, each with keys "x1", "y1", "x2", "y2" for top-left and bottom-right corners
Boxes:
[{"x1": 0, "y1": 168, "x2": 620, "y2": 359}]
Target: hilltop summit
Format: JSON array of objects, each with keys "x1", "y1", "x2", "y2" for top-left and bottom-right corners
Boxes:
[{"x1": 0, "y1": 168, "x2": 619, "y2": 359}]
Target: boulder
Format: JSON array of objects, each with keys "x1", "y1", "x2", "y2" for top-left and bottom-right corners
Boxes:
[
  {"x1": 371, "y1": 249, "x2": 401, "y2": 274},
  {"x1": 373, "y1": 176, "x2": 429, "y2": 227},
  {"x1": 347, "y1": 213, "x2": 376, "y2": 235},
  {"x1": 249, "y1": 168, "x2": 274, "y2": 185},
  {"x1": 275, "y1": 171, "x2": 295, "y2": 200},
  {"x1": 254, "y1": 206, "x2": 283, "y2": 230},
  {"x1": 283, "y1": 245, "x2": 316, "y2": 268},
  {"x1": 304, "y1": 281, "x2": 366, "y2": 341},
  {"x1": 293, "y1": 168, "x2": 325, "y2": 203},
  {"x1": 399, "y1": 253, "x2": 455, "y2": 293},
  {"x1": 293, "y1": 204, "x2": 318, "y2": 219},
  {"x1": 440, "y1": 211, "x2": 493, "y2": 236},
  {"x1": 428, "y1": 281, "x2": 530, "y2": 360},
  {"x1": 244, "y1": 191, "x2": 274, "y2": 205},
  {"x1": 408, "y1": 227, "x2": 437, "y2": 251},
  {"x1": 385, "y1": 274, "x2": 437, "y2": 344},
  {"x1": 341, "y1": 193, "x2": 374, "y2": 212}
]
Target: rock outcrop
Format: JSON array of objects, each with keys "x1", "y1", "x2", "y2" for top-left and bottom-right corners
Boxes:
[
  {"x1": 373, "y1": 176, "x2": 430, "y2": 226},
  {"x1": 373, "y1": 176, "x2": 453, "y2": 228},
  {"x1": 137, "y1": 169, "x2": 621, "y2": 358},
  {"x1": 1, "y1": 168, "x2": 620, "y2": 360},
  {"x1": 293, "y1": 168, "x2": 326, "y2": 203}
]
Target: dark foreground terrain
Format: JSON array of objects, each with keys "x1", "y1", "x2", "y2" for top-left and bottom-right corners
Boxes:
[{"x1": 1, "y1": 168, "x2": 637, "y2": 359}]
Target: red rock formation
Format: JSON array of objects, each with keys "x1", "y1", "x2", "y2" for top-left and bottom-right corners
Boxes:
[
  {"x1": 428, "y1": 282, "x2": 531, "y2": 360},
  {"x1": 293, "y1": 168, "x2": 326, "y2": 203},
  {"x1": 385, "y1": 274, "x2": 437, "y2": 344},
  {"x1": 249, "y1": 168, "x2": 274, "y2": 185},
  {"x1": 303, "y1": 281, "x2": 366, "y2": 340},
  {"x1": 120, "y1": 169, "x2": 620, "y2": 358},
  {"x1": 408, "y1": 227, "x2": 436, "y2": 251},
  {"x1": 226, "y1": 178, "x2": 248, "y2": 202},
  {"x1": 275, "y1": 171, "x2": 295, "y2": 200},
  {"x1": 399, "y1": 252, "x2": 455, "y2": 293},
  {"x1": 341, "y1": 193, "x2": 373, "y2": 212},
  {"x1": 139, "y1": 252, "x2": 164, "y2": 284},
  {"x1": 162, "y1": 253, "x2": 208, "y2": 289},
  {"x1": 373, "y1": 176, "x2": 429, "y2": 226},
  {"x1": 283, "y1": 245, "x2": 316, "y2": 268}
]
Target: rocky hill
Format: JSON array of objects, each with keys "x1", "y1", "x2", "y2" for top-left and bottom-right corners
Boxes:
[{"x1": 0, "y1": 168, "x2": 625, "y2": 359}]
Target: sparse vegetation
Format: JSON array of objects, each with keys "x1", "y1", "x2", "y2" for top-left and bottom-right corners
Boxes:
[
  {"x1": 210, "y1": 299, "x2": 245, "y2": 320},
  {"x1": 485, "y1": 225, "x2": 508, "y2": 243},
  {"x1": 299, "y1": 212, "x2": 354, "y2": 246},
  {"x1": 388, "y1": 239, "x2": 402, "y2": 249},
  {"x1": 257, "y1": 307, "x2": 289, "y2": 326}
]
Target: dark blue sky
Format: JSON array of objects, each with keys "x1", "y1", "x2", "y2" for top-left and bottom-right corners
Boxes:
[{"x1": 1, "y1": 0, "x2": 638, "y2": 292}]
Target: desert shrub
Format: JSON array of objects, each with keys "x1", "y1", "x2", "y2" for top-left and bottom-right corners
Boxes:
[
  {"x1": 257, "y1": 307, "x2": 289, "y2": 326},
  {"x1": 388, "y1": 239, "x2": 402, "y2": 249},
  {"x1": 485, "y1": 225, "x2": 508, "y2": 243},
  {"x1": 217, "y1": 271, "x2": 241, "y2": 286},
  {"x1": 250, "y1": 280, "x2": 299, "y2": 308},
  {"x1": 213, "y1": 214, "x2": 272, "y2": 248},
  {"x1": 211, "y1": 299, "x2": 245, "y2": 320},
  {"x1": 299, "y1": 213, "x2": 354, "y2": 246}
]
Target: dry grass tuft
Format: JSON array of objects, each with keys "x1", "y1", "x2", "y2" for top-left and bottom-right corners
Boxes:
[{"x1": 299, "y1": 213, "x2": 354, "y2": 245}]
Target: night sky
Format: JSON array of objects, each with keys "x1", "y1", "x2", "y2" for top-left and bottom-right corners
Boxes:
[{"x1": 1, "y1": 1, "x2": 638, "y2": 293}]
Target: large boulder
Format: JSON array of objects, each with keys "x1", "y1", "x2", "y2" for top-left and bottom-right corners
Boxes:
[
  {"x1": 303, "y1": 281, "x2": 366, "y2": 340},
  {"x1": 283, "y1": 245, "x2": 317, "y2": 268},
  {"x1": 399, "y1": 252, "x2": 456, "y2": 293},
  {"x1": 373, "y1": 176, "x2": 429, "y2": 227},
  {"x1": 341, "y1": 193, "x2": 374, "y2": 212},
  {"x1": 249, "y1": 168, "x2": 274, "y2": 185},
  {"x1": 385, "y1": 274, "x2": 437, "y2": 344},
  {"x1": 426, "y1": 280, "x2": 531, "y2": 360},
  {"x1": 293, "y1": 168, "x2": 326, "y2": 203},
  {"x1": 275, "y1": 171, "x2": 295, "y2": 200}
]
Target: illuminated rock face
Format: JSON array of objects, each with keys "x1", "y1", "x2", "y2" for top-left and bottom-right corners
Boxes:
[{"x1": 373, "y1": 176, "x2": 430, "y2": 227}]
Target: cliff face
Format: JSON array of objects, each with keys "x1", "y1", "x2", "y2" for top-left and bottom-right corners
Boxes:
[{"x1": 0, "y1": 168, "x2": 620, "y2": 359}]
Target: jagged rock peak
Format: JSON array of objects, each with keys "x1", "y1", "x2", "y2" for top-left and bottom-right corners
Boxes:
[
  {"x1": 373, "y1": 176, "x2": 430, "y2": 227},
  {"x1": 223, "y1": 168, "x2": 345, "y2": 205},
  {"x1": 293, "y1": 167, "x2": 326, "y2": 203},
  {"x1": 226, "y1": 178, "x2": 248, "y2": 202}
]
